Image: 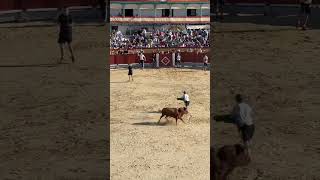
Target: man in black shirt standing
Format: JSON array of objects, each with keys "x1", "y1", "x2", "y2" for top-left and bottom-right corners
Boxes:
[
  {"x1": 58, "y1": 7, "x2": 75, "y2": 63},
  {"x1": 99, "y1": 0, "x2": 106, "y2": 22}
]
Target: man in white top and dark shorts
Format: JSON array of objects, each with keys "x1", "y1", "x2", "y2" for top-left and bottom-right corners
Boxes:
[
  {"x1": 176, "y1": 51, "x2": 181, "y2": 68},
  {"x1": 139, "y1": 51, "x2": 146, "y2": 69},
  {"x1": 177, "y1": 91, "x2": 190, "y2": 108},
  {"x1": 231, "y1": 94, "x2": 254, "y2": 155},
  {"x1": 298, "y1": 0, "x2": 312, "y2": 30}
]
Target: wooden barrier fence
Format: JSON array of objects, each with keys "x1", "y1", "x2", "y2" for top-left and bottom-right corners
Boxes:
[{"x1": 110, "y1": 51, "x2": 209, "y2": 67}]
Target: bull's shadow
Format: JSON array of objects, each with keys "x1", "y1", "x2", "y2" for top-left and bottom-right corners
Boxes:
[
  {"x1": 146, "y1": 110, "x2": 161, "y2": 114},
  {"x1": 110, "y1": 81, "x2": 130, "y2": 83},
  {"x1": 132, "y1": 121, "x2": 170, "y2": 126}
]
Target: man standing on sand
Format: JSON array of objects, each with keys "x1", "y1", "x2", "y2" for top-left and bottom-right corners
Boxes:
[
  {"x1": 128, "y1": 64, "x2": 133, "y2": 81},
  {"x1": 231, "y1": 94, "x2": 255, "y2": 156},
  {"x1": 176, "y1": 50, "x2": 181, "y2": 68},
  {"x1": 138, "y1": 51, "x2": 146, "y2": 69},
  {"x1": 58, "y1": 7, "x2": 75, "y2": 63},
  {"x1": 203, "y1": 54, "x2": 209, "y2": 71},
  {"x1": 297, "y1": 0, "x2": 312, "y2": 30}
]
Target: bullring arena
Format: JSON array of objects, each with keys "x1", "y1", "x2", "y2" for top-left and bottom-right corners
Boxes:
[{"x1": 110, "y1": 49, "x2": 210, "y2": 179}]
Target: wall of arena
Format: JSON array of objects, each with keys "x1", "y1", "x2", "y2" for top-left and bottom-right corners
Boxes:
[
  {"x1": 222, "y1": 0, "x2": 320, "y2": 4},
  {"x1": 0, "y1": 0, "x2": 100, "y2": 11},
  {"x1": 110, "y1": 48, "x2": 210, "y2": 67}
]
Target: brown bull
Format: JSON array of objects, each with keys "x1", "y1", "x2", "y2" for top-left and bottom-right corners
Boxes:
[
  {"x1": 211, "y1": 144, "x2": 251, "y2": 180},
  {"x1": 158, "y1": 107, "x2": 188, "y2": 125}
]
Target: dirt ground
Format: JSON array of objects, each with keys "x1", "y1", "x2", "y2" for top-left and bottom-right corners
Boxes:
[
  {"x1": 0, "y1": 24, "x2": 108, "y2": 179},
  {"x1": 211, "y1": 22, "x2": 320, "y2": 179},
  {"x1": 110, "y1": 68, "x2": 210, "y2": 180}
]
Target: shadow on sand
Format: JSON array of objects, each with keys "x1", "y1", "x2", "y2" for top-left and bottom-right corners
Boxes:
[
  {"x1": 132, "y1": 121, "x2": 170, "y2": 126},
  {"x1": 110, "y1": 81, "x2": 130, "y2": 83},
  {"x1": 213, "y1": 114, "x2": 235, "y2": 124},
  {"x1": 146, "y1": 110, "x2": 161, "y2": 114},
  {"x1": 0, "y1": 63, "x2": 69, "y2": 68}
]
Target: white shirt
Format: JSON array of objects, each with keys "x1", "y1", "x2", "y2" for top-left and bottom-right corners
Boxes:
[
  {"x1": 139, "y1": 54, "x2": 146, "y2": 61},
  {"x1": 177, "y1": 54, "x2": 181, "y2": 61},
  {"x1": 183, "y1": 94, "x2": 190, "y2": 102},
  {"x1": 203, "y1": 55, "x2": 208, "y2": 63},
  {"x1": 233, "y1": 102, "x2": 253, "y2": 126}
]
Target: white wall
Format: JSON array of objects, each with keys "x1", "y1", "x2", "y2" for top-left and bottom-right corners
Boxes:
[
  {"x1": 140, "y1": 9, "x2": 154, "y2": 17},
  {"x1": 155, "y1": 9, "x2": 162, "y2": 17},
  {"x1": 173, "y1": 9, "x2": 186, "y2": 17},
  {"x1": 133, "y1": 9, "x2": 139, "y2": 16},
  {"x1": 201, "y1": 9, "x2": 210, "y2": 16},
  {"x1": 111, "y1": 9, "x2": 121, "y2": 16},
  {"x1": 110, "y1": 6, "x2": 209, "y2": 17}
]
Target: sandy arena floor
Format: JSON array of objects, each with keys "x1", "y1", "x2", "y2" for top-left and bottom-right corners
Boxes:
[
  {"x1": 111, "y1": 68, "x2": 210, "y2": 180},
  {"x1": 211, "y1": 22, "x2": 320, "y2": 179},
  {"x1": 0, "y1": 24, "x2": 108, "y2": 179}
]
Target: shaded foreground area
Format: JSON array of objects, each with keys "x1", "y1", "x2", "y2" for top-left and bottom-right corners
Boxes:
[
  {"x1": 211, "y1": 22, "x2": 320, "y2": 179},
  {"x1": 111, "y1": 69, "x2": 210, "y2": 180},
  {"x1": 0, "y1": 25, "x2": 108, "y2": 179}
]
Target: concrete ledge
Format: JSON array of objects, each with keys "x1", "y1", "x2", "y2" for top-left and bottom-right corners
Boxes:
[
  {"x1": 26, "y1": 8, "x2": 58, "y2": 12},
  {"x1": 0, "y1": 10, "x2": 22, "y2": 15}
]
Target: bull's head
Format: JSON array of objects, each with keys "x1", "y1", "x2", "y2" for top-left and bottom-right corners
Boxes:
[
  {"x1": 183, "y1": 107, "x2": 188, "y2": 114},
  {"x1": 178, "y1": 107, "x2": 188, "y2": 115}
]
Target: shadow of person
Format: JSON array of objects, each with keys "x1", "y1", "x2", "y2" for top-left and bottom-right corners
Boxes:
[{"x1": 213, "y1": 114, "x2": 235, "y2": 124}]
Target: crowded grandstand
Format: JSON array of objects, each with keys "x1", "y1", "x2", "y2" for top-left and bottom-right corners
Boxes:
[{"x1": 111, "y1": 27, "x2": 209, "y2": 50}]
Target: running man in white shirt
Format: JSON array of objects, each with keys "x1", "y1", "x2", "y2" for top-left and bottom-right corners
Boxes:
[
  {"x1": 231, "y1": 94, "x2": 254, "y2": 155},
  {"x1": 177, "y1": 91, "x2": 190, "y2": 108}
]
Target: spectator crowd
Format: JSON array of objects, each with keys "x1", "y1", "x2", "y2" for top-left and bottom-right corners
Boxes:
[{"x1": 110, "y1": 27, "x2": 210, "y2": 49}]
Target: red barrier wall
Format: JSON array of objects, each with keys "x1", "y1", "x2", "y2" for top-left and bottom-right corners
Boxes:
[
  {"x1": 110, "y1": 51, "x2": 209, "y2": 66},
  {"x1": 0, "y1": 0, "x2": 98, "y2": 11}
]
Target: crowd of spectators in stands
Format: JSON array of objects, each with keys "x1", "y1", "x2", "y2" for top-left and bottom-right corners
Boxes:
[{"x1": 110, "y1": 27, "x2": 209, "y2": 50}]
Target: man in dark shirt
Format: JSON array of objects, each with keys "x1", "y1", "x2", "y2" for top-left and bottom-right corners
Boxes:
[
  {"x1": 99, "y1": 0, "x2": 106, "y2": 22},
  {"x1": 297, "y1": 0, "x2": 312, "y2": 30},
  {"x1": 128, "y1": 64, "x2": 133, "y2": 81},
  {"x1": 58, "y1": 7, "x2": 75, "y2": 63}
]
